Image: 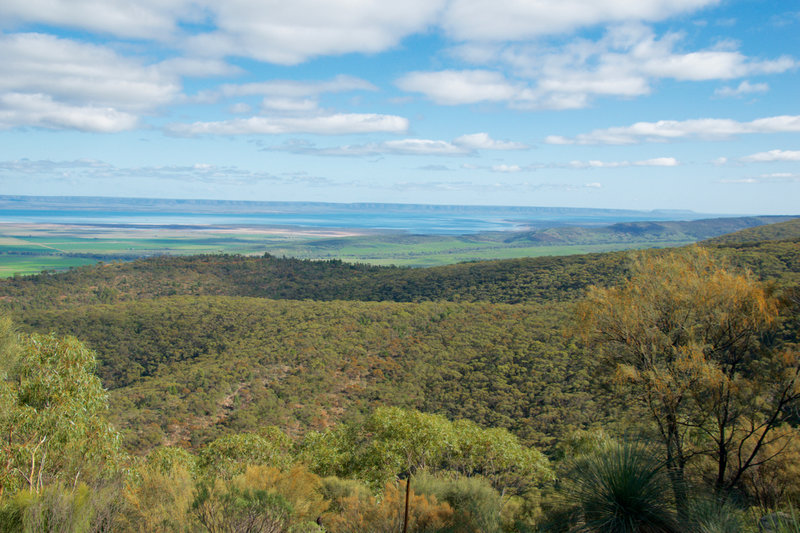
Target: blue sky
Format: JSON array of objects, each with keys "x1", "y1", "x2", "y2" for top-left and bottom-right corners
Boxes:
[{"x1": 0, "y1": 0, "x2": 798, "y2": 214}]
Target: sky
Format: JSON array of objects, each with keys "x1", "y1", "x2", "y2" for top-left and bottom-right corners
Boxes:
[{"x1": 0, "y1": 0, "x2": 798, "y2": 215}]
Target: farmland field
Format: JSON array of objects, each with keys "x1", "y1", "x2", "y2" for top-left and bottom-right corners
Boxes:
[{"x1": 0, "y1": 222, "x2": 697, "y2": 276}]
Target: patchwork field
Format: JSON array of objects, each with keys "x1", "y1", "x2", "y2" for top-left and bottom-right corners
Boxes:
[{"x1": 0, "y1": 222, "x2": 702, "y2": 276}]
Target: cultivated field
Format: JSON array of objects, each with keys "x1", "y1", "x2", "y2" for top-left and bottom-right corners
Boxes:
[{"x1": 0, "y1": 222, "x2": 697, "y2": 276}]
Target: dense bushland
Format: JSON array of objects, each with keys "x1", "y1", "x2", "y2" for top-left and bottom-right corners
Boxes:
[{"x1": 0, "y1": 223, "x2": 798, "y2": 531}]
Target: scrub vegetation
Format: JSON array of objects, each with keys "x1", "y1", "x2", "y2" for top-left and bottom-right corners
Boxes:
[{"x1": 0, "y1": 220, "x2": 798, "y2": 531}]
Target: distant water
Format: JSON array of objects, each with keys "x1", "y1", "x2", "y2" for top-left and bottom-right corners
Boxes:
[{"x1": 0, "y1": 196, "x2": 710, "y2": 235}]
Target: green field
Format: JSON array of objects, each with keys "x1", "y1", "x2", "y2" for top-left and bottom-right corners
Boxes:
[
  {"x1": 0, "y1": 255, "x2": 98, "y2": 277},
  {"x1": 2, "y1": 216, "x2": 787, "y2": 276}
]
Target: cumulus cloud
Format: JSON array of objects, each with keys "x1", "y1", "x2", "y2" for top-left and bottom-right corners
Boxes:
[
  {"x1": 0, "y1": 32, "x2": 181, "y2": 131},
  {"x1": 261, "y1": 98, "x2": 319, "y2": 113},
  {"x1": 441, "y1": 0, "x2": 719, "y2": 41},
  {"x1": 1, "y1": 0, "x2": 447, "y2": 64},
  {"x1": 413, "y1": 25, "x2": 795, "y2": 110},
  {"x1": 0, "y1": 0, "x2": 188, "y2": 40},
  {"x1": 0, "y1": 93, "x2": 139, "y2": 132},
  {"x1": 453, "y1": 132, "x2": 528, "y2": 150},
  {"x1": 740, "y1": 149, "x2": 800, "y2": 162},
  {"x1": 396, "y1": 70, "x2": 523, "y2": 105},
  {"x1": 184, "y1": 0, "x2": 446, "y2": 65},
  {"x1": 0, "y1": 0, "x2": 724, "y2": 66},
  {"x1": 546, "y1": 115, "x2": 800, "y2": 145},
  {"x1": 167, "y1": 113, "x2": 409, "y2": 136},
  {"x1": 0, "y1": 0, "x2": 729, "y2": 66}
]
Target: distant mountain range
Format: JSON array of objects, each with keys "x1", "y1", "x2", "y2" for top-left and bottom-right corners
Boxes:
[{"x1": 0, "y1": 194, "x2": 707, "y2": 219}]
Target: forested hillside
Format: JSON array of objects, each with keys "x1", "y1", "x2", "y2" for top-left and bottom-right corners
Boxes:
[
  {"x1": 1, "y1": 236, "x2": 797, "y2": 312},
  {"x1": 505, "y1": 215, "x2": 795, "y2": 245},
  {"x1": 21, "y1": 297, "x2": 608, "y2": 453},
  {"x1": 1, "y1": 226, "x2": 799, "y2": 531},
  {"x1": 703, "y1": 216, "x2": 800, "y2": 244}
]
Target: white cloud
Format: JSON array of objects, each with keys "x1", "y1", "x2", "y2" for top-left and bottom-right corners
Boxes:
[
  {"x1": 0, "y1": 0, "x2": 187, "y2": 40},
  {"x1": 186, "y1": 0, "x2": 446, "y2": 65},
  {"x1": 396, "y1": 70, "x2": 522, "y2": 105},
  {"x1": 430, "y1": 25, "x2": 795, "y2": 110},
  {"x1": 0, "y1": 33, "x2": 180, "y2": 131},
  {"x1": 383, "y1": 139, "x2": 465, "y2": 155},
  {"x1": 218, "y1": 75, "x2": 377, "y2": 98},
  {"x1": 636, "y1": 157, "x2": 679, "y2": 166},
  {"x1": 441, "y1": 0, "x2": 719, "y2": 41},
  {"x1": 0, "y1": 0, "x2": 730, "y2": 69},
  {"x1": 568, "y1": 157, "x2": 679, "y2": 168},
  {"x1": 640, "y1": 50, "x2": 793, "y2": 81},
  {"x1": 453, "y1": 132, "x2": 528, "y2": 150},
  {"x1": 714, "y1": 80, "x2": 769, "y2": 97},
  {"x1": 1, "y1": 0, "x2": 445, "y2": 64},
  {"x1": 491, "y1": 164, "x2": 522, "y2": 173},
  {"x1": 168, "y1": 113, "x2": 409, "y2": 136},
  {"x1": 265, "y1": 132, "x2": 528, "y2": 156},
  {"x1": 261, "y1": 98, "x2": 319, "y2": 113},
  {"x1": 0, "y1": 93, "x2": 139, "y2": 132},
  {"x1": 740, "y1": 149, "x2": 800, "y2": 162},
  {"x1": 546, "y1": 115, "x2": 800, "y2": 145}
]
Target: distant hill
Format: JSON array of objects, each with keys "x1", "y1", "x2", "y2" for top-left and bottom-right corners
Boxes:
[
  {"x1": 504, "y1": 216, "x2": 796, "y2": 245},
  {"x1": 2, "y1": 235, "x2": 797, "y2": 313},
  {"x1": 702, "y1": 217, "x2": 800, "y2": 245}
]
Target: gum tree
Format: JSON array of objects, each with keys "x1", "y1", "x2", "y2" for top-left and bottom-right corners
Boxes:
[{"x1": 0, "y1": 322, "x2": 123, "y2": 497}]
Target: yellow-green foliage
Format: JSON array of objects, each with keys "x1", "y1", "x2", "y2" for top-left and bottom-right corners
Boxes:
[
  {"x1": 198, "y1": 429, "x2": 294, "y2": 480},
  {"x1": 121, "y1": 461, "x2": 194, "y2": 533},
  {"x1": 577, "y1": 247, "x2": 798, "y2": 501},
  {"x1": 412, "y1": 471, "x2": 504, "y2": 533},
  {"x1": 0, "y1": 331, "x2": 124, "y2": 497},
  {"x1": 193, "y1": 465, "x2": 326, "y2": 532},
  {"x1": 0, "y1": 483, "x2": 93, "y2": 533},
  {"x1": 302, "y1": 406, "x2": 553, "y2": 496},
  {"x1": 234, "y1": 465, "x2": 329, "y2": 524},
  {"x1": 321, "y1": 479, "x2": 453, "y2": 533},
  {"x1": 740, "y1": 426, "x2": 800, "y2": 510}
]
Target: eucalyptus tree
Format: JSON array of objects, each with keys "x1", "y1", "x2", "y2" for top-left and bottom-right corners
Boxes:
[{"x1": 0, "y1": 324, "x2": 123, "y2": 497}]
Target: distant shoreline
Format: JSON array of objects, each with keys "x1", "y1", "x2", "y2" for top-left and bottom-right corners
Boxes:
[{"x1": 0, "y1": 222, "x2": 371, "y2": 239}]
